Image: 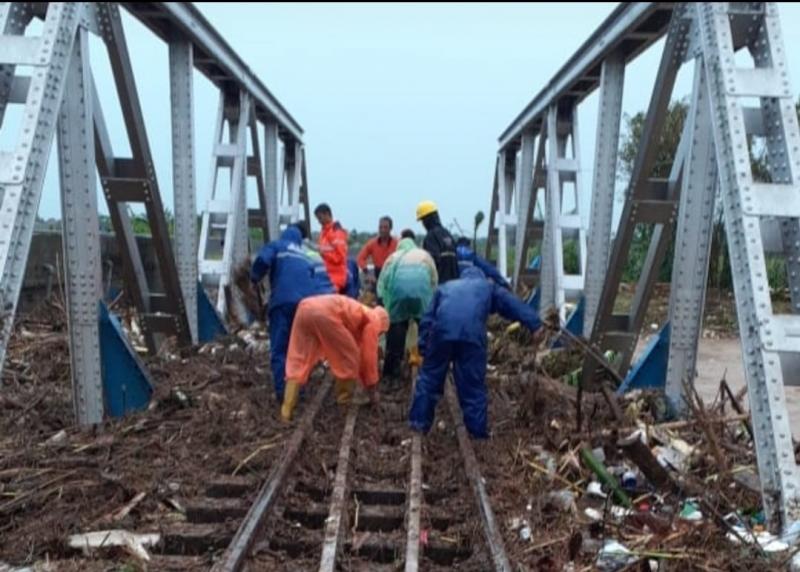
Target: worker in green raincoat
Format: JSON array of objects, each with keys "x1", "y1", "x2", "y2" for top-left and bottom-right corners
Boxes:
[{"x1": 377, "y1": 230, "x2": 438, "y2": 387}]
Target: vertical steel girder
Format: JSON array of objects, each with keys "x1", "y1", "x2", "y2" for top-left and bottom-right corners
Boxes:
[
  {"x1": 512, "y1": 130, "x2": 542, "y2": 291},
  {"x1": 169, "y1": 36, "x2": 198, "y2": 344},
  {"x1": 698, "y1": 1, "x2": 800, "y2": 529},
  {"x1": 0, "y1": 2, "x2": 82, "y2": 378},
  {"x1": 93, "y1": 2, "x2": 191, "y2": 353},
  {"x1": 263, "y1": 121, "x2": 281, "y2": 241},
  {"x1": 274, "y1": 140, "x2": 310, "y2": 233},
  {"x1": 283, "y1": 141, "x2": 304, "y2": 226},
  {"x1": 58, "y1": 25, "x2": 104, "y2": 426},
  {"x1": 512, "y1": 133, "x2": 535, "y2": 285},
  {"x1": 538, "y1": 108, "x2": 558, "y2": 312},
  {"x1": 496, "y1": 151, "x2": 512, "y2": 280},
  {"x1": 583, "y1": 52, "x2": 625, "y2": 337},
  {"x1": 246, "y1": 110, "x2": 267, "y2": 243},
  {"x1": 664, "y1": 62, "x2": 717, "y2": 414},
  {"x1": 539, "y1": 102, "x2": 587, "y2": 320}
]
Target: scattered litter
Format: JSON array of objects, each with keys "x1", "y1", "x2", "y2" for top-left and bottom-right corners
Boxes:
[
  {"x1": 679, "y1": 499, "x2": 703, "y2": 522},
  {"x1": 596, "y1": 539, "x2": 639, "y2": 571},
  {"x1": 544, "y1": 490, "x2": 577, "y2": 513},
  {"x1": 586, "y1": 481, "x2": 607, "y2": 499},
  {"x1": 591, "y1": 447, "x2": 606, "y2": 464},
  {"x1": 67, "y1": 530, "x2": 160, "y2": 561},
  {"x1": 581, "y1": 447, "x2": 632, "y2": 508},
  {"x1": 584, "y1": 506, "x2": 634, "y2": 522},
  {"x1": 46, "y1": 430, "x2": 67, "y2": 445},
  {"x1": 620, "y1": 470, "x2": 637, "y2": 490},
  {"x1": 725, "y1": 526, "x2": 789, "y2": 552}
]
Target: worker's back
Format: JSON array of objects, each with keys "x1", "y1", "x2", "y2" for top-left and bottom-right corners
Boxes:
[
  {"x1": 303, "y1": 246, "x2": 336, "y2": 295},
  {"x1": 425, "y1": 267, "x2": 494, "y2": 347},
  {"x1": 421, "y1": 266, "x2": 540, "y2": 349},
  {"x1": 423, "y1": 224, "x2": 459, "y2": 284},
  {"x1": 379, "y1": 238, "x2": 438, "y2": 321},
  {"x1": 251, "y1": 226, "x2": 333, "y2": 310}
]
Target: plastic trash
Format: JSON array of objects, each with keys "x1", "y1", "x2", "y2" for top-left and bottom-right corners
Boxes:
[
  {"x1": 726, "y1": 526, "x2": 788, "y2": 552},
  {"x1": 544, "y1": 490, "x2": 577, "y2": 513},
  {"x1": 585, "y1": 507, "x2": 603, "y2": 521},
  {"x1": 580, "y1": 448, "x2": 632, "y2": 508},
  {"x1": 596, "y1": 539, "x2": 639, "y2": 571},
  {"x1": 592, "y1": 447, "x2": 606, "y2": 464},
  {"x1": 621, "y1": 470, "x2": 637, "y2": 490},
  {"x1": 653, "y1": 437, "x2": 695, "y2": 472},
  {"x1": 533, "y1": 448, "x2": 558, "y2": 481},
  {"x1": 587, "y1": 481, "x2": 608, "y2": 499},
  {"x1": 46, "y1": 430, "x2": 67, "y2": 445},
  {"x1": 584, "y1": 506, "x2": 634, "y2": 522},
  {"x1": 679, "y1": 500, "x2": 703, "y2": 522},
  {"x1": 509, "y1": 516, "x2": 532, "y2": 541}
]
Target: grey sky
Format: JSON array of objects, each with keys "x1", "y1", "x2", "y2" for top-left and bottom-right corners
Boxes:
[{"x1": 31, "y1": 3, "x2": 800, "y2": 238}]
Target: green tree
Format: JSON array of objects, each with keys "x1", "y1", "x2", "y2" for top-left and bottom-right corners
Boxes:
[{"x1": 619, "y1": 100, "x2": 688, "y2": 180}]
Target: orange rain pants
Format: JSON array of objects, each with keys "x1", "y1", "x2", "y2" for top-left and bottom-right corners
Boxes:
[{"x1": 285, "y1": 295, "x2": 389, "y2": 387}]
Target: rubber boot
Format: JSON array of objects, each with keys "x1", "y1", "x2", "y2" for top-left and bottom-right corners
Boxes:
[
  {"x1": 334, "y1": 379, "x2": 355, "y2": 405},
  {"x1": 408, "y1": 346, "x2": 423, "y2": 368},
  {"x1": 281, "y1": 380, "x2": 302, "y2": 422}
]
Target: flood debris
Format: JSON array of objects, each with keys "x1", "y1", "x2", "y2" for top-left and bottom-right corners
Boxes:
[
  {"x1": 0, "y1": 298, "x2": 288, "y2": 567},
  {"x1": 478, "y1": 317, "x2": 783, "y2": 570},
  {"x1": 67, "y1": 530, "x2": 160, "y2": 561},
  {"x1": 0, "y1": 294, "x2": 790, "y2": 571}
]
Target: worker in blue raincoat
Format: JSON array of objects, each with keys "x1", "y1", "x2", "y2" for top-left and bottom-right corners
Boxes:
[
  {"x1": 408, "y1": 267, "x2": 544, "y2": 439},
  {"x1": 455, "y1": 238, "x2": 510, "y2": 289},
  {"x1": 251, "y1": 225, "x2": 334, "y2": 402}
]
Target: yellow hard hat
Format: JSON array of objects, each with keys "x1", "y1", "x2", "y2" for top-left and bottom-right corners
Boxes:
[{"x1": 416, "y1": 200, "x2": 438, "y2": 221}]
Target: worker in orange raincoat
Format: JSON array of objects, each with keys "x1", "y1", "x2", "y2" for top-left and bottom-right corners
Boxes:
[
  {"x1": 314, "y1": 203, "x2": 349, "y2": 293},
  {"x1": 280, "y1": 294, "x2": 390, "y2": 421}
]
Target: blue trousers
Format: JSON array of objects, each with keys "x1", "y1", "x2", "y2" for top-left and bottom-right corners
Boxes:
[
  {"x1": 408, "y1": 340, "x2": 488, "y2": 439},
  {"x1": 269, "y1": 303, "x2": 297, "y2": 402}
]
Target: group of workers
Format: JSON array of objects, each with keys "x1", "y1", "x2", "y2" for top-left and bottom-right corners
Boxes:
[{"x1": 250, "y1": 200, "x2": 544, "y2": 439}]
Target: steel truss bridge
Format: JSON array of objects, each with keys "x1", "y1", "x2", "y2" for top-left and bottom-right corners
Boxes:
[{"x1": 2, "y1": 1, "x2": 800, "y2": 534}]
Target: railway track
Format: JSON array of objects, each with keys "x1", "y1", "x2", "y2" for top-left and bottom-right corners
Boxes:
[{"x1": 113, "y1": 375, "x2": 509, "y2": 570}]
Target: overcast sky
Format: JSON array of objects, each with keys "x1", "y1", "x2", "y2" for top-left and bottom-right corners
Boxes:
[{"x1": 25, "y1": 3, "x2": 800, "y2": 237}]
